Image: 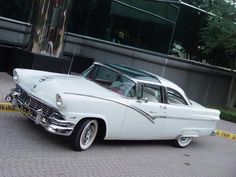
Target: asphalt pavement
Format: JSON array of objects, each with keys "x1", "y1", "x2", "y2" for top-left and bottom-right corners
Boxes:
[{"x1": 0, "y1": 72, "x2": 236, "y2": 177}]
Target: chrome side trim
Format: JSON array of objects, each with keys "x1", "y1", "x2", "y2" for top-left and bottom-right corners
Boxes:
[
  {"x1": 64, "y1": 92, "x2": 155, "y2": 124},
  {"x1": 151, "y1": 115, "x2": 167, "y2": 120},
  {"x1": 165, "y1": 116, "x2": 218, "y2": 122}
]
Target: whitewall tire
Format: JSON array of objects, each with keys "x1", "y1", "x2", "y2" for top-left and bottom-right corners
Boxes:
[
  {"x1": 71, "y1": 119, "x2": 98, "y2": 151},
  {"x1": 174, "y1": 136, "x2": 192, "y2": 148}
]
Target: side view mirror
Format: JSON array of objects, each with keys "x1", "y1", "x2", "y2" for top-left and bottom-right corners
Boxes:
[
  {"x1": 136, "y1": 85, "x2": 148, "y2": 103},
  {"x1": 137, "y1": 85, "x2": 143, "y2": 100}
]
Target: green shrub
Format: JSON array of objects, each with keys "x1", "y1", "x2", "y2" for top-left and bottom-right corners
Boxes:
[{"x1": 219, "y1": 109, "x2": 236, "y2": 123}]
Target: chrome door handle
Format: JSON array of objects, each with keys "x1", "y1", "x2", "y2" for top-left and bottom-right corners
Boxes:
[
  {"x1": 149, "y1": 111, "x2": 158, "y2": 114},
  {"x1": 160, "y1": 105, "x2": 167, "y2": 109}
]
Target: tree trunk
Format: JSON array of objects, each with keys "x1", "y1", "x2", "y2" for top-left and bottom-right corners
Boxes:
[{"x1": 29, "y1": 0, "x2": 73, "y2": 57}]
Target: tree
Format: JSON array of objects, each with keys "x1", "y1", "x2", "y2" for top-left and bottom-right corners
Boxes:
[{"x1": 199, "y1": 0, "x2": 236, "y2": 68}]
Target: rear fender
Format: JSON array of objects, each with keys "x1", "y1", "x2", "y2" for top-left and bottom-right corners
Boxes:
[{"x1": 178, "y1": 129, "x2": 200, "y2": 138}]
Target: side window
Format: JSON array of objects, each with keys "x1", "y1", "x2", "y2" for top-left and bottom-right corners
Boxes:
[
  {"x1": 166, "y1": 88, "x2": 187, "y2": 105},
  {"x1": 110, "y1": 76, "x2": 136, "y2": 98},
  {"x1": 82, "y1": 66, "x2": 96, "y2": 79},
  {"x1": 84, "y1": 66, "x2": 119, "y2": 88},
  {"x1": 83, "y1": 65, "x2": 136, "y2": 98},
  {"x1": 95, "y1": 66, "x2": 118, "y2": 83},
  {"x1": 138, "y1": 84, "x2": 162, "y2": 103}
]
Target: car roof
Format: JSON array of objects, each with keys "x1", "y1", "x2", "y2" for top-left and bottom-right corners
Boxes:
[
  {"x1": 106, "y1": 63, "x2": 161, "y2": 83},
  {"x1": 95, "y1": 62, "x2": 186, "y2": 96}
]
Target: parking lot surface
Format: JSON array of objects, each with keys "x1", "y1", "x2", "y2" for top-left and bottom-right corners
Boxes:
[{"x1": 0, "y1": 72, "x2": 236, "y2": 177}]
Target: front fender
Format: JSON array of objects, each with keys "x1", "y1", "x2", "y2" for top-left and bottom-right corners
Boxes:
[{"x1": 65, "y1": 112, "x2": 108, "y2": 138}]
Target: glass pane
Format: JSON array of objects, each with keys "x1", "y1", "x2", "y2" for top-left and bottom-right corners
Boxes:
[
  {"x1": 170, "y1": 4, "x2": 207, "y2": 61},
  {"x1": 109, "y1": 0, "x2": 175, "y2": 53},
  {"x1": 68, "y1": 0, "x2": 111, "y2": 38},
  {"x1": 138, "y1": 84, "x2": 162, "y2": 103},
  {"x1": 67, "y1": 0, "x2": 176, "y2": 54},
  {"x1": 95, "y1": 66, "x2": 119, "y2": 83},
  {"x1": 118, "y1": 0, "x2": 178, "y2": 22},
  {"x1": 167, "y1": 88, "x2": 187, "y2": 105},
  {"x1": 0, "y1": 0, "x2": 33, "y2": 22},
  {"x1": 83, "y1": 65, "x2": 136, "y2": 97},
  {"x1": 110, "y1": 75, "x2": 136, "y2": 97}
]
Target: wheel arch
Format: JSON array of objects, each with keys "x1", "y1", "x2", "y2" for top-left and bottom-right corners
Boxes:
[
  {"x1": 177, "y1": 129, "x2": 200, "y2": 139},
  {"x1": 74, "y1": 117, "x2": 107, "y2": 139}
]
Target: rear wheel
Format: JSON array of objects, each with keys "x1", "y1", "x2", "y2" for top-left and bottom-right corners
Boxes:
[
  {"x1": 71, "y1": 119, "x2": 98, "y2": 151},
  {"x1": 174, "y1": 136, "x2": 192, "y2": 148}
]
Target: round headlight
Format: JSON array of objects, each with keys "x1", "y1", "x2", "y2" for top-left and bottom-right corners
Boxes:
[
  {"x1": 56, "y1": 94, "x2": 63, "y2": 108},
  {"x1": 13, "y1": 70, "x2": 19, "y2": 83}
]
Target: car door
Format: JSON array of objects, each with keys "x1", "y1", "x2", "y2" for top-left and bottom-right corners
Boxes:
[{"x1": 119, "y1": 84, "x2": 167, "y2": 139}]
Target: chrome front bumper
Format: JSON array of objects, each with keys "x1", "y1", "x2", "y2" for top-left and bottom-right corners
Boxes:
[{"x1": 6, "y1": 87, "x2": 75, "y2": 136}]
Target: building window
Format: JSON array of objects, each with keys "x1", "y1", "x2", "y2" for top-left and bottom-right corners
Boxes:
[
  {"x1": 169, "y1": 4, "x2": 207, "y2": 61},
  {"x1": 67, "y1": 0, "x2": 232, "y2": 69},
  {"x1": 67, "y1": 0, "x2": 178, "y2": 54},
  {"x1": 0, "y1": 0, "x2": 32, "y2": 22}
]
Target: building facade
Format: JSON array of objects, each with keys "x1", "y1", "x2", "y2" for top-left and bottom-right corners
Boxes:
[{"x1": 0, "y1": 0, "x2": 235, "y2": 108}]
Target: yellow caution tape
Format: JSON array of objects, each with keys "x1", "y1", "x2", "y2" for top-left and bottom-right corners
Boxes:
[
  {"x1": 0, "y1": 102, "x2": 30, "y2": 116},
  {"x1": 216, "y1": 129, "x2": 236, "y2": 140},
  {"x1": 0, "y1": 102, "x2": 18, "y2": 112}
]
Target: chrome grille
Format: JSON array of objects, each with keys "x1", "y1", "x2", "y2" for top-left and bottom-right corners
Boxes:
[
  {"x1": 18, "y1": 86, "x2": 30, "y2": 105},
  {"x1": 16, "y1": 85, "x2": 61, "y2": 119}
]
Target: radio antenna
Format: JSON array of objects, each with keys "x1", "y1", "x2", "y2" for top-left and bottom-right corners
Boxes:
[{"x1": 68, "y1": 47, "x2": 78, "y2": 74}]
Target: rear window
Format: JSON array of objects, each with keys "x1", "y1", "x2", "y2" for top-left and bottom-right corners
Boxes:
[{"x1": 166, "y1": 88, "x2": 187, "y2": 105}]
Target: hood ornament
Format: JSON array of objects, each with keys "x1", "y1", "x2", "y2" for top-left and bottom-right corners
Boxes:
[
  {"x1": 39, "y1": 76, "x2": 51, "y2": 83},
  {"x1": 31, "y1": 85, "x2": 37, "y2": 92},
  {"x1": 39, "y1": 78, "x2": 46, "y2": 82}
]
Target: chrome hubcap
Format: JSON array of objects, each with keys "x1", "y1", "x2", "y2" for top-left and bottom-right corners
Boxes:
[
  {"x1": 178, "y1": 136, "x2": 192, "y2": 147},
  {"x1": 81, "y1": 123, "x2": 96, "y2": 145},
  {"x1": 180, "y1": 137, "x2": 189, "y2": 143}
]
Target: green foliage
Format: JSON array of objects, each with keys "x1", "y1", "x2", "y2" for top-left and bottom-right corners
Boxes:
[
  {"x1": 200, "y1": 16, "x2": 236, "y2": 53},
  {"x1": 208, "y1": 106, "x2": 236, "y2": 123},
  {"x1": 220, "y1": 109, "x2": 236, "y2": 123},
  {"x1": 199, "y1": 0, "x2": 236, "y2": 67}
]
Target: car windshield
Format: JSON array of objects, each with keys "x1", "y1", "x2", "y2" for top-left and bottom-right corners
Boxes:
[{"x1": 82, "y1": 65, "x2": 136, "y2": 97}]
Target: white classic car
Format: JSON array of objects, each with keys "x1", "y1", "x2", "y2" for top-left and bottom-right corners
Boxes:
[{"x1": 6, "y1": 62, "x2": 220, "y2": 150}]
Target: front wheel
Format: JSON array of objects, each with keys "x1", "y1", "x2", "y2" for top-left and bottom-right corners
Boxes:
[
  {"x1": 174, "y1": 136, "x2": 192, "y2": 148},
  {"x1": 71, "y1": 119, "x2": 98, "y2": 151}
]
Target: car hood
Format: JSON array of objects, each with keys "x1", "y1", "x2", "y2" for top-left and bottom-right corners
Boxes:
[{"x1": 19, "y1": 74, "x2": 120, "y2": 107}]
